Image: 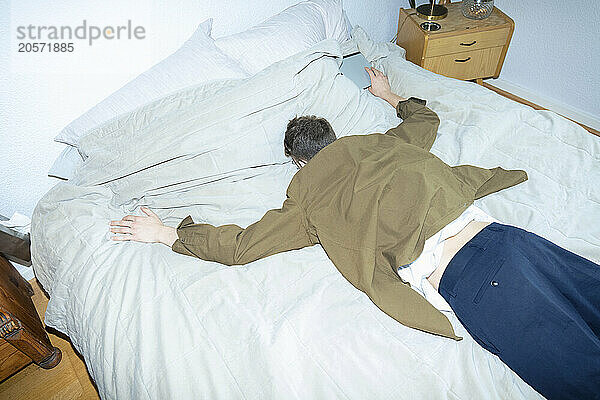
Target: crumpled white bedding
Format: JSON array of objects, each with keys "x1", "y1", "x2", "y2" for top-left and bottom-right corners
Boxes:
[
  {"x1": 31, "y1": 28, "x2": 598, "y2": 399},
  {"x1": 353, "y1": 26, "x2": 599, "y2": 263}
]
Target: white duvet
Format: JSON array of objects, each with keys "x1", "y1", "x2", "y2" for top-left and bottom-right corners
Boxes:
[{"x1": 31, "y1": 28, "x2": 599, "y2": 399}]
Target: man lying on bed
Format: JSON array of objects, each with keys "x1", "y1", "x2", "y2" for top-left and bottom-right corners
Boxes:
[{"x1": 110, "y1": 67, "x2": 600, "y2": 400}]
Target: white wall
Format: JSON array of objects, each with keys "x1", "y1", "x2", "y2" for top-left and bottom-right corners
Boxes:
[
  {"x1": 494, "y1": 0, "x2": 600, "y2": 129},
  {"x1": 1, "y1": 0, "x2": 598, "y2": 220},
  {"x1": 0, "y1": 0, "x2": 400, "y2": 219}
]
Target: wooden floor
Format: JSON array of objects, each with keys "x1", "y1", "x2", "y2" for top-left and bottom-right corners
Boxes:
[{"x1": 0, "y1": 279, "x2": 100, "y2": 400}]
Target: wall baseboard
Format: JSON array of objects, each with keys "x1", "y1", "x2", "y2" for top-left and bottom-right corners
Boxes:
[{"x1": 485, "y1": 78, "x2": 600, "y2": 135}]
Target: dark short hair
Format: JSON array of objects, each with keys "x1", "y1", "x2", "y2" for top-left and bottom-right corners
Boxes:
[{"x1": 284, "y1": 115, "x2": 336, "y2": 161}]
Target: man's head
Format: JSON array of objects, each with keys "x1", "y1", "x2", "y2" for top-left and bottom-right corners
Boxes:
[{"x1": 284, "y1": 115, "x2": 336, "y2": 167}]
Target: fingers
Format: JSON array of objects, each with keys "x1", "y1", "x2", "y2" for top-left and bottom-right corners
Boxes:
[
  {"x1": 365, "y1": 67, "x2": 388, "y2": 83},
  {"x1": 109, "y1": 215, "x2": 137, "y2": 224},
  {"x1": 110, "y1": 227, "x2": 131, "y2": 234},
  {"x1": 110, "y1": 220, "x2": 133, "y2": 227},
  {"x1": 141, "y1": 206, "x2": 158, "y2": 218},
  {"x1": 371, "y1": 67, "x2": 388, "y2": 81},
  {"x1": 109, "y1": 214, "x2": 142, "y2": 242},
  {"x1": 109, "y1": 218, "x2": 133, "y2": 241},
  {"x1": 111, "y1": 235, "x2": 131, "y2": 241},
  {"x1": 110, "y1": 209, "x2": 155, "y2": 227}
]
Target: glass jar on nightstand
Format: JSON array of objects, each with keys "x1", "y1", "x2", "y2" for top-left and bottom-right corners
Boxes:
[{"x1": 462, "y1": 0, "x2": 494, "y2": 20}]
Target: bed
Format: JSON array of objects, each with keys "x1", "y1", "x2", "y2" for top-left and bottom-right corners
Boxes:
[{"x1": 31, "y1": 2, "x2": 599, "y2": 399}]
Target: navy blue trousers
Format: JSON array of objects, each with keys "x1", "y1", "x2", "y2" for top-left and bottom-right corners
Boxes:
[{"x1": 439, "y1": 223, "x2": 600, "y2": 400}]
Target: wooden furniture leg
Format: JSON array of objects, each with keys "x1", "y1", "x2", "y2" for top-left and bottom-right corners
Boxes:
[{"x1": 0, "y1": 256, "x2": 61, "y2": 372}]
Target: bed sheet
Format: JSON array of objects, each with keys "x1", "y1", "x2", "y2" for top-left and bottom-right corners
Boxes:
[
  {"x1": 30, "y1": 31, "x2": 598, "y2": 399},
  {"x1": 352, "y1": 26, "x2": 599, "y2": 263}
]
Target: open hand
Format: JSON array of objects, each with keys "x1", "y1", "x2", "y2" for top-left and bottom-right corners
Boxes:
[
  {"x1": 109, "y1": 206, "x2": 177, "y2": 246},
  {"x1": 365, "y1": 67, "x2": 392, "y2": 98},
  {"x1": 364, "y1": 67, "x2": 405, "y2": 107}
]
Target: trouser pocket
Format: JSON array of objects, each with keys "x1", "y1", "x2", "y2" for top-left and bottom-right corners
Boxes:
[{"x1": 473, "y1": 257, "x2": 506, "y2": 304}]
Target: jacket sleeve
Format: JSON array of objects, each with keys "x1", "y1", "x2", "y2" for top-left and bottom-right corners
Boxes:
[
  {"x1": 171, "y1": 196, "x2": 315, "y2": 265},
  {"x1": 451, "y1": 165, "x2": 528, "y2": 200},
  {"x1": 384, "y1": 97, "x2": 440, "y2": 151}
]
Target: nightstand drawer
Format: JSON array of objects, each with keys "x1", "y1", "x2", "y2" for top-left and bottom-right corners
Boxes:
[
  {"x1": 397, "y1": 4, "x2": 514, "y2": 82},
  {"x1": 423, "y1": 46, "x2": 503, "y2": 80},
  {"x1": 426, "y1": 28, "x2": 510, "y2": 58}
]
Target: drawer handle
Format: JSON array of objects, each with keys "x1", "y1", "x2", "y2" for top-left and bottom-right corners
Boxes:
[
  {"x1": 454, "y1": 57, "x2": 471, "y2": 63},
  {"x1": 460, "y1": 40, "x2": 477, "y2": 46}
]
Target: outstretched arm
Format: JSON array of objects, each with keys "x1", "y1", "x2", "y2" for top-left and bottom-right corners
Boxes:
[
  {"x1": 365, "y1": 67, "x2": 440, "y2": 151},
  {"x1": 110, "y1": 198, "x2": 316, "y2": 266},
  {"x1": 171, "y1": 197, "x2": 315, "y2": 265}
]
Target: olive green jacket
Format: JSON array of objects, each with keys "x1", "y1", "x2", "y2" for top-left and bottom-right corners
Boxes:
[{"x1": 172, "y1": 98, "x2": 528, "y2": 340}]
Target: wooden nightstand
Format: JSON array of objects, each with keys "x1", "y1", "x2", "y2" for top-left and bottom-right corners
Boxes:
[
  {"x1": 396, "y1": 2, "x2": 514, "y2": 84},
  {"x1": 0, "y1": 220, "x2": 61, "y2": 381}
]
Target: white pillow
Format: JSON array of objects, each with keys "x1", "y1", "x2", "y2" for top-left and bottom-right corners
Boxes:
[
  {"x1": 214, "y1": 0, "x2": 350, "y2": 75},
  {"x1": 48, "y1": 145, "x2": 84, "y2": 180},
  {"x1": 54, "y1": 19, "x2": 249, "y2": 147}
]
